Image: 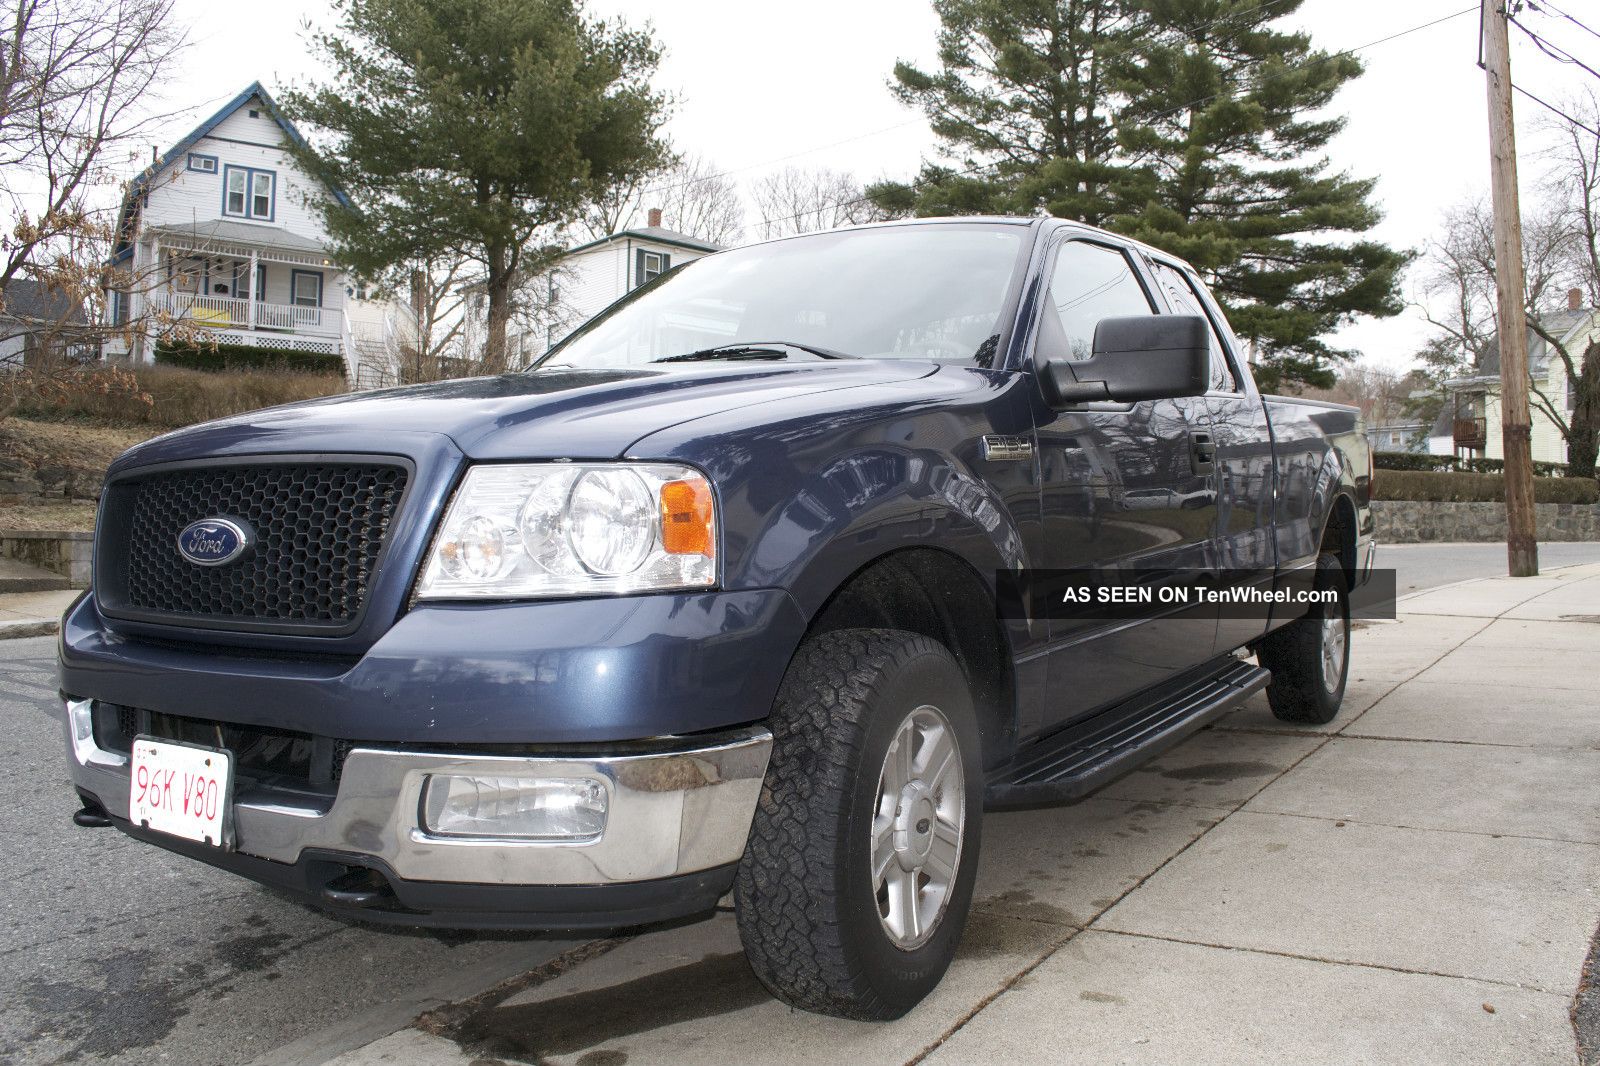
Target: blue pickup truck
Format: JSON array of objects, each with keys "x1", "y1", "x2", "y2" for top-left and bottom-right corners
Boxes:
[{"x1": 61, "y1": 217, "x2": 1373, "y2": 1020}]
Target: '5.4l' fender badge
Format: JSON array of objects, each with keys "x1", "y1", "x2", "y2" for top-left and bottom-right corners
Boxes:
[{"x1": 176, "y1": 517, "x2": 254, "y2": 567}]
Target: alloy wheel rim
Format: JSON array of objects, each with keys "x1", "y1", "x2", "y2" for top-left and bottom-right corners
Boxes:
[
  {"x1": 871, "y1": 704, "x2": 965, "y2": 951},
  {"x1": 1321, "y1": 613, "x2": 1347, "y2": 694}
]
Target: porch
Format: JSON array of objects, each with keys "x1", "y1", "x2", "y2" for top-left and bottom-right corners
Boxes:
[{"x1": 134, "y1": 220, "x2": 351, "y2": 363}]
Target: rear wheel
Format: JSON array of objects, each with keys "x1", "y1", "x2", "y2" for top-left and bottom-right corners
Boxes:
[
  {"x1": 1259, "y1": 552, "x2": 1350, "y2": 724},
  {"x1": 734, "y1": 629, "x2": 983, "y2": 1020}
]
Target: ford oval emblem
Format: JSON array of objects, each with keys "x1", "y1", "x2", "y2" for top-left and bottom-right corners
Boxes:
[{"x1": 176, "y1": 517, "x2": 253, "y2": 567}]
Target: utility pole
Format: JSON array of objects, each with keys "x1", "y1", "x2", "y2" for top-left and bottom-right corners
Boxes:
[{"x1": 1482, "y1": 0, "x2": 1539, "y2": 577}]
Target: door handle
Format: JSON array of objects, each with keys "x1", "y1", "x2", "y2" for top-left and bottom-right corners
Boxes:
[{"x1": 1190, "y1": 431, "x2": 1216, "y2": 476}]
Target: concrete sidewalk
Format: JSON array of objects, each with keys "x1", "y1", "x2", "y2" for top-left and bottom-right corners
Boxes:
[
  {"x1": 0, "y1": 587, "x2": 78, "y2": 639},
  {"x1": 321, "y1": 566, "x2": 1600, "y2": 1064}
]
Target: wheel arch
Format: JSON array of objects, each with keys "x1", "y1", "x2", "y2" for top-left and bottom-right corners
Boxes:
[
  {"x1": 1321, "y1": 491, "x2": 1360, "y2": 591},
  {"x1": 801, "y1": 546, "x2": 1017, "y2": 768}
]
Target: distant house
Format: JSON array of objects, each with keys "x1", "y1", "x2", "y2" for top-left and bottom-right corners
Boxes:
[
  {"x1": 1441, "y1": 290, "x2": 1598, "y2": 465},
  {"x1": 0, "y1": 279, "x2": 92, "y2": 367},
  {"x1": 104, "y1": 82, "x2": 413, "y2": 385},
  {"x1": 1364, "y1": 421, "x2": 1428, "y2": 454},
  {"x1": 468, "y1": 209, "x2": 723, "y2": 365}
]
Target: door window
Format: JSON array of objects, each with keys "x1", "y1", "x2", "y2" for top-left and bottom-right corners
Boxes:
[
  {"x1": 1041, "y1": 241, "x2": 1155, "y2": 361},
  {"x1": 1147, "y1": 260, "x2": 1237, "y2": 392}
]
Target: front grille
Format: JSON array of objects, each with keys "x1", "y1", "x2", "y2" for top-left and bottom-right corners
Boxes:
[
  {"x1": 93, "y1": 701, "x2": 352, "y2": 796},
  {"x1": 99, "y1": 461, "x2": 409, "y2": 633}
]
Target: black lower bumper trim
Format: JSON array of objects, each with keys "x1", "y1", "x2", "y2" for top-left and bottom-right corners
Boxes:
[{"x1": 90, "y1": 800, "x2": 734, "y2": 931}]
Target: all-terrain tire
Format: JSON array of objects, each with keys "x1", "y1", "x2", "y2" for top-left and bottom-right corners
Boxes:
[
  {"x1": 734, "y1": 628, "x2": 983, "y2": 1021},
  {"x1": 1259, "y1": 552, "x2": 1351, "y2": 724}
]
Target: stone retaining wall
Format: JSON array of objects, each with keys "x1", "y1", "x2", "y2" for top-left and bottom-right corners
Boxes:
[
  {"x1": 0, "y1": 530, "x2": 93, "y2": 585},
  {"x1": 1373, "y1": 500, "x2": 1600, "y2": 543}
]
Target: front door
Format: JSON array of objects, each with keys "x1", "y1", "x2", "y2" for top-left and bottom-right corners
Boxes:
[{"x1": 1030, "y1": 237, "x2": 1220, "y2": 733}]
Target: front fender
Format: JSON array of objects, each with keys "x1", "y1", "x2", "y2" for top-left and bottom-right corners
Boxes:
[{"x1": 627, "y1": 367, "x2": 1040, "y2": 621}]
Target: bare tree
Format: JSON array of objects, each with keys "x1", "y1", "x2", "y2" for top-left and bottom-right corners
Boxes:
[
  {"x1": 1414, "y1": 188, "x2": 1598, "y2": 475},
  {"x1": 579, "y1": 154, "x2": 745, "y2": 246},
  {"x1": 0, "y1": 0, "x2": 187, "y2": 295},
  {"x1": 1534, "y1": 90, "x2": 1600, "y2": 479},
  {"x1": 1299, "y1": 362, "x2": 1414, "y2": 426},
  {"x1": 750, "y1": 166, "x2": 885, "y2": 240}
]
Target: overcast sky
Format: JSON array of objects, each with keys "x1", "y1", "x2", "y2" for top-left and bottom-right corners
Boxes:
[{"x1": 148, "y1": 0, "x2": 1596, "y2": 374}]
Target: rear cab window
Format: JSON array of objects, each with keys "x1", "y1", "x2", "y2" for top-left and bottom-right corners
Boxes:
[{"x1": 1145, "y1": 259, "x2": 1239, "y2": 393}]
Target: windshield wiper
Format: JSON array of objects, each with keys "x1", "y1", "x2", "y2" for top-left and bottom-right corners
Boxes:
[{"x1": 653, "y1": 341, "x2": 855, "y2": 364}]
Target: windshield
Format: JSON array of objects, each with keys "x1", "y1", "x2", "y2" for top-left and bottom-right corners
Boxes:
[{"x1": 539, "y1": 223, "x2": 1027, "y2": 369}]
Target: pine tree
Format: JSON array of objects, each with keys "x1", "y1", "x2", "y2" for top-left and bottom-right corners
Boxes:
[
  {"x1": 1111, "y1": 0, "x2": 1407, "y2": 391},
  {"x1": 872, "y1": 0, "x2": 1408, "y2": 390},
  {"x1": 868, "y1": 0, "x2": 1134, "y2": 225},
  {"x1": 281, "y1": 0, "x2": 670, "y2": 373}
]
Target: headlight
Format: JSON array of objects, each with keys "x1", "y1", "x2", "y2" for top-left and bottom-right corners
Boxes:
[{"x1": 415, "y1": 462, "x2": 717, "y2": 599}]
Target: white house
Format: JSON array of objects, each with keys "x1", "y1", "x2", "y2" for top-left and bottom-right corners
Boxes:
[
  {"x1": 482, "y1": 209, "x2": 722, "y2": 363},
  {"x1": 105, "y1": 83, "x2": 410, "y2": 385},
  {"x1": 1439, "y1": 290, "x2": 1598, "y2": 466}
]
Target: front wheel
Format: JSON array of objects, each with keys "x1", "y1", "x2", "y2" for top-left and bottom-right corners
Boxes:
[
  {"x1": 1259, "y1": 552, "x2": 1351, "y2": 724},
  {"x1": 734, "y1": 629, "x2": 983, "y2": 1020}
]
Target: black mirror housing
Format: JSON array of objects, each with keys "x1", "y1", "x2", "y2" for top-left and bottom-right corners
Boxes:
[{"x1": 1039, "y1": 315, "x2": 1211, "y2": 407}]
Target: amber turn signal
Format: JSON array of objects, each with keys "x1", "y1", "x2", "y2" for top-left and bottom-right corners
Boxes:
[{"x1": 659, "y1": 477, "x2": 716, "y2": 557}]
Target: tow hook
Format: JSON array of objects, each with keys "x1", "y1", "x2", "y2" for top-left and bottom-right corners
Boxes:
[{"x1": 73, "y1": 803, "x2": 112, "y2": 828}]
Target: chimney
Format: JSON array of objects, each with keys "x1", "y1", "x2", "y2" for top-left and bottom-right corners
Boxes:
[
  {"x1": 1569, "y1": 287, "x2": 1584, "y2": 312},
  {"x1": 647, "y1": 207, "x2": 662, "y2": 228}
]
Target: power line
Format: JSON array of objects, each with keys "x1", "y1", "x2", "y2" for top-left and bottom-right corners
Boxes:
[
  {"x1": 636, "y1": 0, "x2": 1310, "y2": 209},
  {"x1": 1528, "y1": 0, "x2": 1600, "y2": 44},
  {"x1": 1510, "y1": 15, "x2": 1600, "y2": 83},
  {"x1": 1512, "y1": 82, "x2": 1600, "y2": 137},
  {"x1": 758, "y1": 4, "x2": 1479, "y2": 230}
]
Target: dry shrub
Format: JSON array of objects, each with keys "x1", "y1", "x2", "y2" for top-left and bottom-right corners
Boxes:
[
  {"x1": 4, "y1": 364, "x2": 345, "y2": 428},
  {"x1": 1373, "y1": 469, "x2": 1598, "y2": 505}
]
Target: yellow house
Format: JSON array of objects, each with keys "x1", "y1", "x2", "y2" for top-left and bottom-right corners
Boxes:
[{"x1": 1444, "y1": 293, "x2": 1598, "y2": 466}]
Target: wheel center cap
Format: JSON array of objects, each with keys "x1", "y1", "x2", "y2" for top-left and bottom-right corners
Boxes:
[{"x1": 894, "y1": 781, "x2": 937, "y2": 870}]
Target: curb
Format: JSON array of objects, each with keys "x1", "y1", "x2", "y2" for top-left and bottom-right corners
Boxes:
[{"x1": 0, "y1": 620, "x2": 59, "y2": 640}]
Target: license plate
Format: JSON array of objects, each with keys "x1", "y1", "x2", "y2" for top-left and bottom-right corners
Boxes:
[{"x1": 130, "y1": 738, "x2": 233, "y2": 848}]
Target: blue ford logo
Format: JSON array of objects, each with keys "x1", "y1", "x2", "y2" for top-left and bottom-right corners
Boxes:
[{"x1": 176, "y1": 518, "x2": 253, "y2": 567}]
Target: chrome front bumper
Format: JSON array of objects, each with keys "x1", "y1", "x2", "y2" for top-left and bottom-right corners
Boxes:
[{"x1": 65, "y1": 699, "x2": 772, "y2": 886}]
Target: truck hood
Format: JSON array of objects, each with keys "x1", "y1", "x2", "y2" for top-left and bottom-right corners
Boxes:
[{"x1": 111, "y1": 361, "x2": 941, "y2": 472}]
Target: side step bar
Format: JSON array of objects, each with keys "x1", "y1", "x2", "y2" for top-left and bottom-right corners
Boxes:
[{"x1": 985, "y1": 659, "x2": 1271, "y2": 808}]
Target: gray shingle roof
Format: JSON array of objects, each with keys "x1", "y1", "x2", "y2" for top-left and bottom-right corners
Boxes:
[
  {"x1": 1479, "y1": 308, "x2": 1593, "y2": 376},
  {"x1": 0, "y1": 279, "x2": 87, "y2": 328},
  {"x1": 147, "y1": 219, "x2": 328, "y2": 254}
]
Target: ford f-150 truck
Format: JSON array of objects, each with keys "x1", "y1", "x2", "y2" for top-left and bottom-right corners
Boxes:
[{"x1": 61, "y1": 217, "x2": 1374, "y2": 1020}]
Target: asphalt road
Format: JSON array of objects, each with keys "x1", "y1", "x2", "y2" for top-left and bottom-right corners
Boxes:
[
  {"x1": 0, "y1": 635, "x2": 576, "y2": 1066},
  {"x1": 2, "y1": 540, "x2": 1597, "y2": 1064},
  {"x1": 1383, "y1": 541, "x2": 1600, "y2": 596}
]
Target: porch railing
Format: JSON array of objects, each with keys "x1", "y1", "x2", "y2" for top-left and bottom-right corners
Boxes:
[
  {"x1": 1453, "y1": 418, "x2": 1487, "y2": 447},
  {"x1": 150, "y1": 291, "x2": 327, "y2": 332}
]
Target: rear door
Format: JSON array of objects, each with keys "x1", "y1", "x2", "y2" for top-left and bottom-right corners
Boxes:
[
  {"x1": 1029, "y1": 236, "x2": 1220, "y2": 734},
  {"x1": 1144, "y1": 256, "x2": 1277, "y2": 653}
]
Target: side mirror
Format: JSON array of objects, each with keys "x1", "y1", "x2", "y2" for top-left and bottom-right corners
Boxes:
[{"x1": 1038, "y1": 315, "x2": 1210, "y2": 407}]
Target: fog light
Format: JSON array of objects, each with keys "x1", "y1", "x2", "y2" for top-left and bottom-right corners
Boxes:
[{"x1": 421, "y1": 775, "x2": 608, "y2": 840}]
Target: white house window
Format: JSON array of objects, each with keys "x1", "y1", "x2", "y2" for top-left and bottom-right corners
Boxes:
[
  {"x1": 635, "y1": 248, "x2": 669, "y2": 288},
  {"x1": 186, "y1": 153, "x2": 217, "y2": 173},
  {"x1": 252, "y1": 172, "x2": 273, "y2": 218},
  {"x1": 223, "y1": 165, "x2": 274, "y2": 221},
  {"x1": 291, "y1": 270, "x2": 323, "y2": 307}
]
